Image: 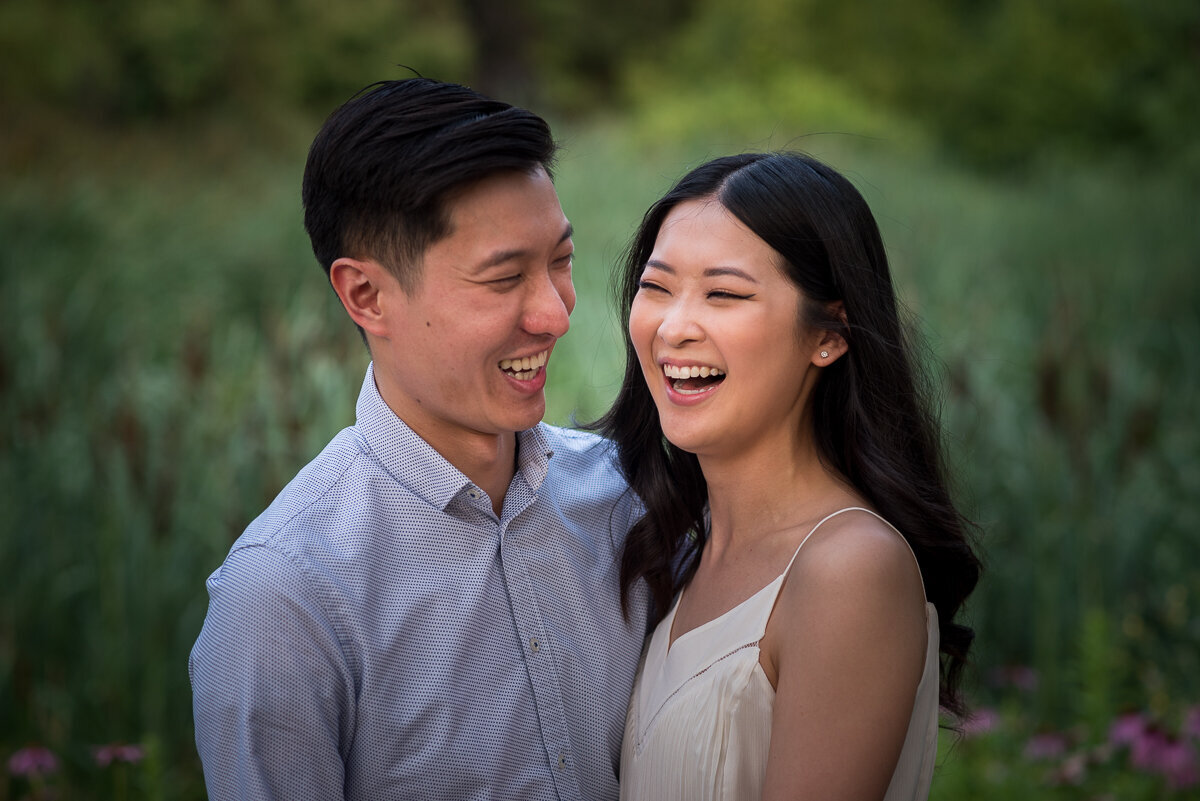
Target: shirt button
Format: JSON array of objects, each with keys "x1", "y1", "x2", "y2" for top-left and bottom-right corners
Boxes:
[
  {"x1": 467, "y1": 489, "x2": 479, "y2": 499},
  {"x1": 529, "y1": 637, "x2": 540, "y2": 653},
  {"x1": 558, "y1": 753, "x2": 567, "y2": 771}
]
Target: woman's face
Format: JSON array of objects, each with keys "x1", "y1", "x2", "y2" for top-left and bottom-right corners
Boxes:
[{"x1": 629, "y1": 198, "x2": 825, "y2": 459}]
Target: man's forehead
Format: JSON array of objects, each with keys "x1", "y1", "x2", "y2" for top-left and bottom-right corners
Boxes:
[
  {"x1": 441, "y1": 165, "x2": 558, "y2": 216},
  {"x1": 433, "y1": 170, "x2": 571, "y2": 261}
]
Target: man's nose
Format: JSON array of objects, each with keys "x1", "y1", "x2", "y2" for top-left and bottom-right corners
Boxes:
[{"x1": 523, "y1": 272, "x2": 573, "y2": 338}]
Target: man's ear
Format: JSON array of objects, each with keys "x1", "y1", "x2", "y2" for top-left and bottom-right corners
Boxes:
[
  {"x1": 329, "y1": 257, "x2": 394, "y2": 338},
  {"x1": 812, "y1": 301, "x2": 849, "y2": 366}
]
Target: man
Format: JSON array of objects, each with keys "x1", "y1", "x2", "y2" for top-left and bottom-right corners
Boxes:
[{"x1": 190, "y1": 78, "x2": 649, "y2": 801}]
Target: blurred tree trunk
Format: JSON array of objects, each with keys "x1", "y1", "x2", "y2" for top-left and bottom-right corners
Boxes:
[{"x1": 461, "y1": 0, "x2": 539, "y2": 107}]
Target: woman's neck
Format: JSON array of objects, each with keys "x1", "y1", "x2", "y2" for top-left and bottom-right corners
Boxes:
[{"x1": 700, "y1": 430, "x2": 854, "y2": 557}]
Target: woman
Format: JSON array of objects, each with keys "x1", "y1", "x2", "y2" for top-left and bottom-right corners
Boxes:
[{"x1": 601, "y1": 153, "x2": 981, "y2": 800}]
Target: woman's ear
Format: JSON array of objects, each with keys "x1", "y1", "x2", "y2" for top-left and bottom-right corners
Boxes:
[
  {"x1": 812, "y1": 301, "x2": 849, "y2": 366},
  {"x1": 329, "y1": 257, "x2": 393, "y2": 338}
]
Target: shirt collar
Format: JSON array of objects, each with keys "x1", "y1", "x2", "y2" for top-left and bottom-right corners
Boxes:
[
  {"x1": 355, "y1": 363, "x2": 552, "y2": 510},
  {"x1": 515, "y1": 424, "x2": 552, "y2": 493}
]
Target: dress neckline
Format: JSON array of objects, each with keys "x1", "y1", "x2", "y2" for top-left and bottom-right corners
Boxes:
[
  {"x1": 665, "y1": 571, "x2": 783, "y2": 656},
  {"x1": 665, "y1": 506, "x2": 913, "y2": 655}
]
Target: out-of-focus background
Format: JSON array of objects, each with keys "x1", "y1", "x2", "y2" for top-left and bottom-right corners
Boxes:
[{"x1": 2, "y1": 1, "x2": 1198, "y2": 798}]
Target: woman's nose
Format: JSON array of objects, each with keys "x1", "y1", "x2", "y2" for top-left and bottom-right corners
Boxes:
[{"x1": 657, "y1": 300, "x2": 704, "y2": 347}]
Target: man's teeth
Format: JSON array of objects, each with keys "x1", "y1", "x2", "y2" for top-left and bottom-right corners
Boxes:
[
  {"x1": 499, "y1": 350, "x2": 549, "y2": 380},
  {"x1": 662, "y1": 364, "x2": 725, "y2": 379}
]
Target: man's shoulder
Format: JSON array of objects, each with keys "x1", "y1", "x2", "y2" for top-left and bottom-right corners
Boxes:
[
  {"x1": 537, "y1": 424, "x2": 621, "y2": 477},
  {"x1": 537, "y1": 422, "x2": 610, "y2": 454},
  {"x1": 232, "y1": 425, "x2": 375, "y2": 556},
  {"x1": 536, "y1": 423, "x2": 637, "y2": 524}
]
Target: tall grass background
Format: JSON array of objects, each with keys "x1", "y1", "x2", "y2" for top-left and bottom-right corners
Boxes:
[{"x1": 2, "y1": 93, "x2": 1199, "y2": 797}]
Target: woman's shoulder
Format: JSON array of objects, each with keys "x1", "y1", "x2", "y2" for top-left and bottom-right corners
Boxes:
[
  {"x1": 781, "y1": 507, "x2": 926, "y2": 623},
  {"x1": 759, "y1": 506, "x2": 928, "y2": 689}
]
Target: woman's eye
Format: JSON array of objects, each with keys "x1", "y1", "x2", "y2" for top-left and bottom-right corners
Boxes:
[
  {"x1": 708, "y1": 290, "x2": 753, "y2": 300},
  {"x1": 637, "y1": 280, "x2": 666, "y2": 292}
]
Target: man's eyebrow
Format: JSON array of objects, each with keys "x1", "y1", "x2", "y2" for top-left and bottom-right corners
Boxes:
[
  {"x1": 477, "y1": 223, "x2": 574, "y2": 270},
  {"x1": 643, "y1": 260, "x2": 759, "y2": 283}
]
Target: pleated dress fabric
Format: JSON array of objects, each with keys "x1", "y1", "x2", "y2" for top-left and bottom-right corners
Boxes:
[{"x1": 620, "y1": 508, "x2": 941, "y2": 801}]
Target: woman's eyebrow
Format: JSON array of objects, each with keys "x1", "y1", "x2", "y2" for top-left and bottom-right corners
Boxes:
[
  {"x1": 643, "y1": 261, "x2": 758, "y2": 283},
  {"x1": 703, "y1": 266, "x2": 758, "y2": 283}
]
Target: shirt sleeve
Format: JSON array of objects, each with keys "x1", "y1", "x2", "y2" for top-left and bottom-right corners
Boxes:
[{"x1": 189, "y1": 543, "x2": 355, "y2": 801}]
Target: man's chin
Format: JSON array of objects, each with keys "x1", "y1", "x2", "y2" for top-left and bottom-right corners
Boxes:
[{"x1": 506, "y1": 397, "x2": 547, "y2": 432}]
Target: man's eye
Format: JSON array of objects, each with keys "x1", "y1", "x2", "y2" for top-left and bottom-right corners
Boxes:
[{"x1": 491, "y1": 274, "x2": 522, "y2": 285}]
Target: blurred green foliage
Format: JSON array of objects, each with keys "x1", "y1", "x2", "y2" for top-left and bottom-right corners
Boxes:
[
  {"x1": 3, "y1": 0, "x2": 1196, "y2": 169},
  {"x1": 932, "y1": 701, "x2": 1200, "y2": 796},
  {"x1": 3, "y1": 121, "x2": 1199, "y2": 798},
  {"x1": 634, "y1": 0, "x2": 1200, "y2": 168},
  {"x1": 0, "y1": 0, "x2": 470, "y2": 121}
]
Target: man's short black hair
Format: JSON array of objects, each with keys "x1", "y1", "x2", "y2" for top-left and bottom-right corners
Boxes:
[{"x1": 302, "y1": 78, "x2": 557, "y2": 291}]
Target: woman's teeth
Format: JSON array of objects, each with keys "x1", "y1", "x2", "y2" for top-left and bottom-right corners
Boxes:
[
  {"x1": 500, "y1": 350, "x2": 548, "y2": 380},
  {"x1": 663, "y1": 363, "x2": 726, "y2": 395},
  {"x1": 663, "y1": 364, "x2": 724, "y2": 379}
]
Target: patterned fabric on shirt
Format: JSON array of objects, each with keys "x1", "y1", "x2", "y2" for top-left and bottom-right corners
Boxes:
[{"x1": 190, "y1": 363, "x2": 650, "y2": 801}]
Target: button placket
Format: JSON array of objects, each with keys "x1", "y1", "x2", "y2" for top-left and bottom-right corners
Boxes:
[{"x1": 500, "y1": 524, "x2": 581, "y2": 800}]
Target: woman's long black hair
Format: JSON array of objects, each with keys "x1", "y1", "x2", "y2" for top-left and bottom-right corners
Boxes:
[{"x1": 596, "y1": 152, "x2": 981, "y2": 716}]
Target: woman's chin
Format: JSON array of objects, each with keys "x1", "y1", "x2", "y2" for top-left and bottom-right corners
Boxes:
[{"x1": 661, "y1": 426, "x2": 717, "y2": 457}]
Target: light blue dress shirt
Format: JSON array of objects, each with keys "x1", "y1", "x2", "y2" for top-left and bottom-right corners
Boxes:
[{"x1": 190, "y1": 364, "x2": 649, "y2": 800}]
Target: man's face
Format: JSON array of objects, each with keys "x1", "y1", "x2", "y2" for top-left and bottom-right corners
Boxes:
[{"x1": 371, "y1": 167, "x2": 575, "y2": 453}]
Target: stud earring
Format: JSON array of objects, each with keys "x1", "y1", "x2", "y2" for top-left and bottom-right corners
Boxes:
[{"x1": 820, "y1": 350, "x2": 829, "y2": 359}]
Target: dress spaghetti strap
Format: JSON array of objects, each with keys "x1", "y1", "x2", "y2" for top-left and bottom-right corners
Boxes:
[{"x1": 778, "y1": 506, "x2": 928, "y2": 603}]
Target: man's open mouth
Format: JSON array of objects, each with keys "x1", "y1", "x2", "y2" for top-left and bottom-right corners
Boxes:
[{"x1": 500, "y1": 349, "x2": 549, "y2": 381}]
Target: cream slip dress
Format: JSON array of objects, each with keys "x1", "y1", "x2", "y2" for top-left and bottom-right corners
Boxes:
[{"x1": 619, "y1": 507, "x2": 940, "y2": 801}]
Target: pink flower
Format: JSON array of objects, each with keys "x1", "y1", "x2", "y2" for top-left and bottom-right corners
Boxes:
[
  {"x1": 1183, "y1": 706, "x2": 1200, "y2": 741},
  {"x1": 1157, "y1": 737, "x2": 1199, "y2": 790},
  {"x1": 1109, "y1": 712, "x2": 1149, "y2": 746},
  {"x1": 960, "y1": 707, "x2": 999, "y2": 737},
  {"x1": 1024, "y1": 732, "x2": 1070, "y2": 761},
  {"x1": 92, "y1": 743, "x2": 145, "y2": 767},
  {"x1": 1130, "y1": 726, "x2": 1171, "y2": 772},
  {"x1": 7, "y1": 746, "x2": 59, "y2": 777}
]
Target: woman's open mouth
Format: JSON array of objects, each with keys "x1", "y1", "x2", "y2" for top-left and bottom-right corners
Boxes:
[{"x1": 663, "y1": 363, "x2": 725, "y2": 396}]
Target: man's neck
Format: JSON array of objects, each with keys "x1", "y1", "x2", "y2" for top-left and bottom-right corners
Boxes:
[
  {"x1": 444, "y1": 431, "x2": 518, "y2": 518},
  {"x1": 374, "y1": 379, "x2": 518, "y2": 517}
]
